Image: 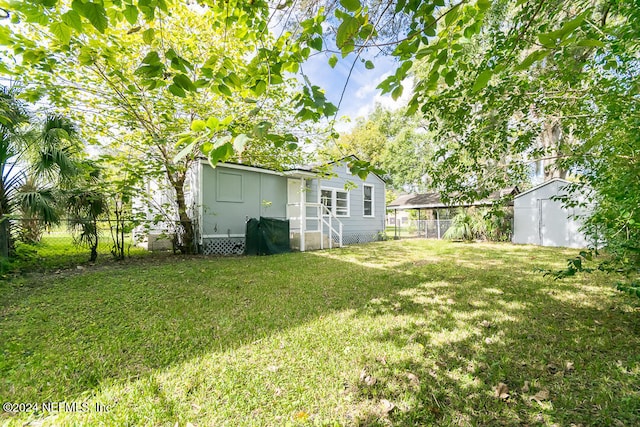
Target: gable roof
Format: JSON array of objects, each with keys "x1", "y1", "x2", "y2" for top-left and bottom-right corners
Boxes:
[
  {"x1": 202, "y1": 155, "x2": 387, "y2": 183},
  {"x1": 513, "y1": 178, "x2": 573, "y2": 199},
  {"x1": 388, "y1": 187, "x2": 519, "y2": 210},
  {"x1": 200, "y1": 159, "x2": 319, "y2": 178}
]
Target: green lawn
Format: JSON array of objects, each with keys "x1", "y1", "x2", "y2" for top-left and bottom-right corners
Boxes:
[
  {"x1": 1, "y1": 240, "x2": 639, "y2": 426},
  {"x1": 2, "y1": 232, "x2": 150, "y2": 276}
]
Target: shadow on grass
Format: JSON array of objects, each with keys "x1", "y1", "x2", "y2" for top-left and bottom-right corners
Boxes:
[
  {"x1": 0, "y1": 240, "x2": 638, "y2": 425},
  {"x1": 348, "y1": 259, "x2": 640, "y2": 425}
]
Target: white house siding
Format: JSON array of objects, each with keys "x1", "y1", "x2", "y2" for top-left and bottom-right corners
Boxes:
[
  {"x1": 306, "y1": 160, "x2": 386, "y2": 245},
  {"x1": 513, "y1": 179, "x2": 591, "y2": 248}
]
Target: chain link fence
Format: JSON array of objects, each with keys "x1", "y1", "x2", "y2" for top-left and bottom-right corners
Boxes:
[
  {"x1": 0, "y1": 217, "x2": 165, "y2": 275},
  {"x1": 386, "y1": 219, "x2": 453, "y2": 240}
]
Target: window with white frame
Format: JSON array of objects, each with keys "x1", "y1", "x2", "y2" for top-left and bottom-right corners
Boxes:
[
  {"x1": 363, "y1": 184, "x2": 374, "y2": 217},
  {"x1": 321, "y1": 188, "x2": 349, "y2": 217}
]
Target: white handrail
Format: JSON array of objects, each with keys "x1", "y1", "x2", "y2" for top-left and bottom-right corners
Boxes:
[{"x1": 288, "y1": 202, "x2": 343, "y2": 248}]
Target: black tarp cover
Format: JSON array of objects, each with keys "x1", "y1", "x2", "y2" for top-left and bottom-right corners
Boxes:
[{"x1": 245, "y1": 217, "x2": 291, "y2": 255}]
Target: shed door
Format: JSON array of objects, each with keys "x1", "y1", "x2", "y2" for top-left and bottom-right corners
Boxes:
[
  {"x1": 540, "y1": 199, "x2": 566, "y2": 247},
  {"x1": 287, "y1": 179, "x2": 301, "y2": 230}
]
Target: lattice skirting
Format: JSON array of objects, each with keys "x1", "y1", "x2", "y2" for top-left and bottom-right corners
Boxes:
[
  {"x1": 340, "y1": 232, "x2": 380, "y2": 246},
  {"x1": 202, "y1": 238, "x2": 245, "y2": 255}
]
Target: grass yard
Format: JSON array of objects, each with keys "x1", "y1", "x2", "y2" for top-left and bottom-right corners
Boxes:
[
  {"x1": 2, "y1": 232, "x2": 150, "y2": 276},
  {"x1": 1, "y1": 240, "x2": 639, "y2": 426}
]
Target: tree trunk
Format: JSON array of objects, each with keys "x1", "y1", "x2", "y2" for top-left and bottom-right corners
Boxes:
[
  {"x1": 540, "y1": 121, "x2": 568, "y2": 180},
  {"x1": 90, "y1": 219, "x2": 98, "y2": 262},
  {"x1": 173, "y1": 176, "x2": 195, "y2": 254},
  {"x1": 0, "y1": 219, "x2": 9, "y2": 258},
  {"x1": 0, "y1": 183, "x2": 14, "y2": 257}
]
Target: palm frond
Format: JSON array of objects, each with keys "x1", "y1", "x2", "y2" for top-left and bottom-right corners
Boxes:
[{"x1": 16, "y1": 186, "x2": 60, "y2": 225}]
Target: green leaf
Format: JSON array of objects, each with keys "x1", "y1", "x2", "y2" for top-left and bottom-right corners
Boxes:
[
  {"x1": 206, "y1": 116, "x2": 219, "y2": 130},
  {"x1": 190, "y1": 120, "x2": 206, "y2": 132},
  {"x1": 218, "y1": 84, "x2": 233, "y2": 97},
  {"x1": 340, "y1": 0, "x2": 361, "y2": 12},
  {"x1": 444, "y1": 4, "x2": 461, "y2": 26},
  {"x1": 253, "y1": 121, "x2": 272, "y2": 139},
  {"x1": 173, "y1": 74, "x2": 196, "y2": 92},
  {"x1": 477, "y1": 0, "x2": 491, "y2": 10},
  {"x1": 50, "y1": 22, "x2": 71, "y2": 45},
  {"x1": 61, "y1": 10, "x2": 83, "y2": 32},
  {"x1": 336, "y1": 16, "x2": 361, "y2": 50},
  {"x1": 309, "y1": 37, "x2": 323, "y2": 51},
  {"x1": 142, "y1": 28, "x2": 155, "y2": 44},
  {"x1": 364, "y1": 60, "x2": 374, "y2": 70},
  {"x1": 557, "y1": 12, "x2": 587, "y2": 39},
  {"x1": 391, "y1": 85, "x2": 403, "y2": 101},
  {"x1": 72, "y1": 0, "x2": 108, "y2": 33},
  {"x1": 78, "y1": 47, "x2": 95, "y2": 65},
  {"x1": 223, "y1": 73, "x2": 242, "y2": 89},
  {"x1": 359, "y1": 23, "x2": 375, "y2": 39},
  {"x1": 157, "y1": 0, "x2": 169, "y2": 13},
  {"x1": 168, "y1": 84, "x2": 186, "y2": 97},
  {"x1": 233, "y1": 134, "x2": 250, "y2": 153},
  {"x1": 208, "y1": 142, "x2": 234, "y2": 165},
  {"x1": 577, "y1": 39, "x2": 605, "y2": 48},
  {"x1": 142, "y1": 50, "x2": 161, "y2": 65},
  {"x1": 328, "y1": 54, "x2": 338, "y2": 68},
  {"x1": 537, "y1": 32, "x2": 557, "y2": 47},
  {"x1": 253, "y1": 80, "x2": 267, "y2": 96},
  {"x1": 515, "y1": 49, "x2": 549, "y2": 70},
  {"x1": 173, "y1": 141, "x2": 196, "y2": 162},
  {"x1": 445, "y1": 70, "x2": 456, "y2": 86},
  {"x1": 472, "y1": 69, "x2": 492, "y2": 92},
  {"x1": 123, "y1": 5, "x2": 139, "y2": 25}
]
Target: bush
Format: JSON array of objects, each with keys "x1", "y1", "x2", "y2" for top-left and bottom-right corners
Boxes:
[{"x1": 444, "y1": 207, "x2": 513, "y2": 242}]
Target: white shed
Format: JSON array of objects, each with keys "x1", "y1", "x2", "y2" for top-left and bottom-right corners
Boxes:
[{"x1": 512, "y1": 178, "x2": 592, "y2": 248}]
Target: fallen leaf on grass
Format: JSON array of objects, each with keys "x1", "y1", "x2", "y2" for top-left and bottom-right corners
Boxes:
[
  {"x1": 521, "y1": 381, "x2": 530, "y2": 393},
  {"x1": 495, "y1": 383, "x2": 510, "y2": 400},
  {"x1": 360, "y1": 368, "x2": 377, "y2": 386},
  {"x1": 565, "y1": 362, "x2": 575, "y2": 372},
  {"x1": 380, "y1": 399, "x2": 395, "y2": 414},
  {"x1": 407, "y1": 372, "x2": 420, "y2": 389},
  {"x1": 530, "y1": 389, "x2": 550, "y2": 403}
]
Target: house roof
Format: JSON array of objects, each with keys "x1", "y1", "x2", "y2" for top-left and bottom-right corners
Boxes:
[
  {"x1": 206, "y1": 155, "x2": 386, "y2": 182},
  {"x1": 513, "y1": 178, "x2": 572, "y2": 199},
  {"x1": 388, "y1": 187, "x2": 519, "y2": 210},
  {"x1": 200, "y1": 159, "x2": 320, "y2": 177}
]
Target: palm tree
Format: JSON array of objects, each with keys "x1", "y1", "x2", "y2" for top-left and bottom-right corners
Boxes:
[
  {"x1": 64, "y1": 161, "x2": 107, "y2": 262},
  {"x1": 0, "y1": 87, "x2": 79, "y2": 256}
]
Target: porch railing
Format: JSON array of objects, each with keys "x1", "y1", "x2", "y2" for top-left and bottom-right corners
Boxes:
[{"x1": 287, "y1": 202, "x2": 343, "y2": 250}]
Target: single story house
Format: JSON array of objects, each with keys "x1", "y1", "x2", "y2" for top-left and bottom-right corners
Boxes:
[
  {"x1": 512, "y1": 178, "x2": 592, "y2": 248},
  {"x1": 135, "y1": 156, "x2": 386, "y2": 254}
]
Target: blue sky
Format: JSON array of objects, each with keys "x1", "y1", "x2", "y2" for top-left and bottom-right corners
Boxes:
[{"x1": 301, "y1": 51, "x2": 411, "y2": 132}]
